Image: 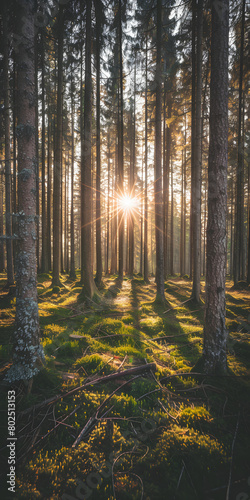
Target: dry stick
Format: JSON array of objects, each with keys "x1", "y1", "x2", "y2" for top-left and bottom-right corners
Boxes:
[
  {"x1": 163, "y1": 298, "x2": 192, "y2": 314},
  {"x1": 226, "y1": 411, "x2": 240, "y2": 500},
  {"x1": 157, "y1": 399, "x2": 178, "y2": 421},
  {"x1": 72, "y1": 375, "x2": 141, "y2": 448},
  {"x1": 94, "y1": 332, "x2": 131, "y2": 339},
  {"x1": 182, "y1": 460, "x2": 199, "y2": 499},
  {"x1": 176, "y1": 464, "x2": 185, "y2": 493},
  {"x1": 150, "y1": 333, "x2": 192, "y2": 342},
  {"x1": 117, "y1": 354, "x2": 127, "y2": 371},
  {"x1": 19, "y1": 363, "x2": 156, "y2": 416}
]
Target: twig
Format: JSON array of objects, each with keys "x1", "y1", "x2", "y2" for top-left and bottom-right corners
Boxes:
[
  {"x1": 117, "y1": 355, "x2": 127, "y2": 371},
  {"x1": 226, "y1": 411, "x2": 240, "y2": 500},
  {"x1": 163, "y1": 298, "x2": 192, "y2": 314},
  {"x1": 150, "y1": 333, "x2": 190, "y2": 342},
  {"x1": 182, "y1": 460, "x2": 199, "y2": 499},
  {"x1": 157, "y1": 399, "x2": 177, "y2": 421},
  {"x1": 176, "y1": 464, "x2": 185, "y2": 493},
  {"x1": 72, "y1": 375, "x2": 141, "y2": 448}
]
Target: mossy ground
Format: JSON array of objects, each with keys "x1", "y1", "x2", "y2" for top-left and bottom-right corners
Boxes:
[{"x1": 0, "y1": 272, "x2": 250, "y2": 499}]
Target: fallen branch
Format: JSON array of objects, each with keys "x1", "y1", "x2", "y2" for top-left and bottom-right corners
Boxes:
[
  {"x1": 150, "y1": 333, "x2": 192, "y2": 342},
  {"x1": 226, "y1": 411, "x2": 240, "y2": 500},
  {"x1": 20, "y1": 363, "x2": 157, "y2": 416},
  {"x1": 163, "y1": 298, "x2": 192, "y2": 314}
]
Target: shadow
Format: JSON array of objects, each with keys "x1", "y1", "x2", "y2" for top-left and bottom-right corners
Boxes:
[{"x1": 103, "y1": 275, "x2": 123, "y2": 300}]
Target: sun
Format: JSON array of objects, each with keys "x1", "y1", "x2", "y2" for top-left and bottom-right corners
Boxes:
[{"x1": 118, "y1": 194, "x2": 138, "y2": 213}]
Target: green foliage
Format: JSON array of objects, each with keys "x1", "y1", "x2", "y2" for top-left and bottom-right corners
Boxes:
[
  {"x1": 178, "y1": 405, "x2": 212, "y2": 430},
  {"x1": 74, "y1": 354, "x2": 113, "y2": 376}
]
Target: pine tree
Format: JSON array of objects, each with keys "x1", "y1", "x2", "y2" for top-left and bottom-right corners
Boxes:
[
  {"x1": 203, "y1": 0, "x2": 229, "y2": 374},
  {"x1": 5, "y1": 0, "x2": 45, "y2": 385}
]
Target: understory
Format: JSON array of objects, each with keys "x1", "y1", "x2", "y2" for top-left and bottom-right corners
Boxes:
[{"x1": 0, "y1": 273, "x2": 250, "y2": 500}]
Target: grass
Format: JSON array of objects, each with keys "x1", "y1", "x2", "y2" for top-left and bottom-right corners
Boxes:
[{"x1": 0, "y1": 272, "x2": 250, "y2": 499}]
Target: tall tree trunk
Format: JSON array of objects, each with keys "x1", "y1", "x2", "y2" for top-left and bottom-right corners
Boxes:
[
  {"x1": 5, "y1": 0, "x2": 45, "y2": 384},
  {"x1": 64, "y1": 153, "x2": 68, "y2": 273},
  {"x1": 180, "y1": 149, "x2": 184, "y2": 275},
  {"x1": 95, "y1": 3, "x2": 102, "y2": 285},
  {"x1": 164, "y1": 90, "x2": 171, "y2": 278},
  {"x1": 106, "y1": 132, "x2": 111, "y2": 274},
  {"x1": 129, "y1": 56, "x2": 136, "y2": 276},
  {"x1": 70, "y1": 96, "x2": 76, "y2": 279},
  {"x1": 12, "y1": 60, "x2": 17, "y2": 270},
  {"x1": 47, "y1": 78, "x2": 52, "y2": 271},
  {"x1": 144, "y1": 36, "x2": 149, "y2": 283},
  {"x1": 140, "y1": 152, "x2": 143, "y2": 276},
  {"x1": 52, "y1": 5, "x2": 64, "y2": 286},
  {"x1": 234, "y1": 0, "x2": 245, "y2": 284},
  {"x1": 155, "y1": 0, "x2": 165, "y2": 302},
  {"x1": 0, "y1": 172, "x2": 5, "y2": 271},
  {"x1": 81, "y1": 0, "x2": 97, "y2": 298},
  {"x1": 118, "y1": 0, "x2": 124, "y2": 280},
  {"x1": 203, "y1": 0, "x2": 229, "y2": 374},
  {"x1": 34, "y1": 37, "x2": 40, "y2": 271},
  {"x1": 111, "y1": 143, "x2": 118, "y2": 275},
  {"x1": 41, "y1": 33, "x2": 48, "y2": 273},
  {"x1": 191, "y1": 0, "x2": 203, "y2": 302},
  {"x1": 170, "y1": 156, "x2": 174, "y2": 275},
  {"x1": 3, "y1": 0, "x2": 14, "y2": 287},
  {"x1": 128, "y1": 111, "x2": 135, "y2": 275},
  {"x1": 247, "y1": 85, "x2": 250, "y2": 284},
  {"x1": 190, "y1": 0, "x2": 196, "y2": 281},
  {"x1": 183, "y1": 109, "x2": 187, "y2": 275}
]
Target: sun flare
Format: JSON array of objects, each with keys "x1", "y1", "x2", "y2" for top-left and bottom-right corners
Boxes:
[{"x1": 118, "y1": 194, "x2": 139, "y2": 213}]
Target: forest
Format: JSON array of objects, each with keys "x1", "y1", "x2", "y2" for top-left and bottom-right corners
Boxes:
[{"x1": 0, "y1": 0, "x2": 250, "y2": 498}]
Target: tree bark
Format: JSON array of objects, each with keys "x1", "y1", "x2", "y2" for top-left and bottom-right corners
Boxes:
[
  {"x1": 106, "y1": 132, "x2": 111, "y2": 274},
  {"x1": 191, "y1": 0, "x2": 203, "y2": 302},
  {"x1": 81, "y1": 0, "x2": 98, "y2": 298},
  {"x1": 41, "y1": 33, "x2": 48, "y2": 273},
  {"x1": 144, "y1": 36, "x2": 149, "y2": 283},
  {"x1": 155, "y1": 0, "x2": 165, "y2": 302},
  {"x1": 95, "y1": 3, "x2": 103, "y2": 286},
  {"x1": 70, "y1": 95, "x2": 76, "y2": 279},
  {"x1": 52, "y1": 6, "x2": 64, "y2": 286},
  {"x1": 5, "y1": 0, "x2": 45, "y2": 383},
  {"x1": 203, "y1": 0, "x2": 229, "y2": 374},
  {"x1": 118, "y1": 0, "x2": 124, "y2": 280},
  {"x1": 234, "y1": 0, "x2": 245, "y2": 284},
  {"x1": 3, "y1": 0, "x2": 14, "y2": 287},
  {"x1": 0, "y1": 171, "x2": 5, "y2": 271}
]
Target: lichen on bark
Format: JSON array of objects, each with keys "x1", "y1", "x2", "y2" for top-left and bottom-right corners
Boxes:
[{"x1": 4, "y1": 0, "x2": 45, "y2": 384}]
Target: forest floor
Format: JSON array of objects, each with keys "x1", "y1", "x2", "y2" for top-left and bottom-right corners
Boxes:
[{"x1": 0, "y1": 273, "x2": 250, "y2": 499}]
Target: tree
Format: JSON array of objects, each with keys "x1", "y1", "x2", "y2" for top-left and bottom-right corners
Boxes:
[
  {"x1": 203, "y1": 0, "x2": 229, "y2": 374},
  {"x1": 81, "y1": 0, "x2": 98, "y2": 298},
  {"x1": 5, "y1": 0, "x2": 45, "y2": 384},
  {"x1": 234, "y1": 0, "x2": 246, "y2": 284},
  {"x1": 52, "y1": 5, "x2": 64, "y2": 287},
  {"x1": 41, "y1": 31, "x2": 48, "y2": 273},
  {"x1": 117, "y1": 0, "x2": 125, "y2": 281},
  {"x1": 191, "y1": 0, "x2": 203, "y2": 302},
  {"x1": 154, "y1": 0, "x2": 165, "y2": 302},
  {"x1": 94, "y1": 0, "x2": 104, "y2": 286},
  {"x1": 3, "y1": 0, "x2": 14, "y2": 287},
  {"x1": 144, "y1": 35, "x2": 149, "y2": 283}
]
